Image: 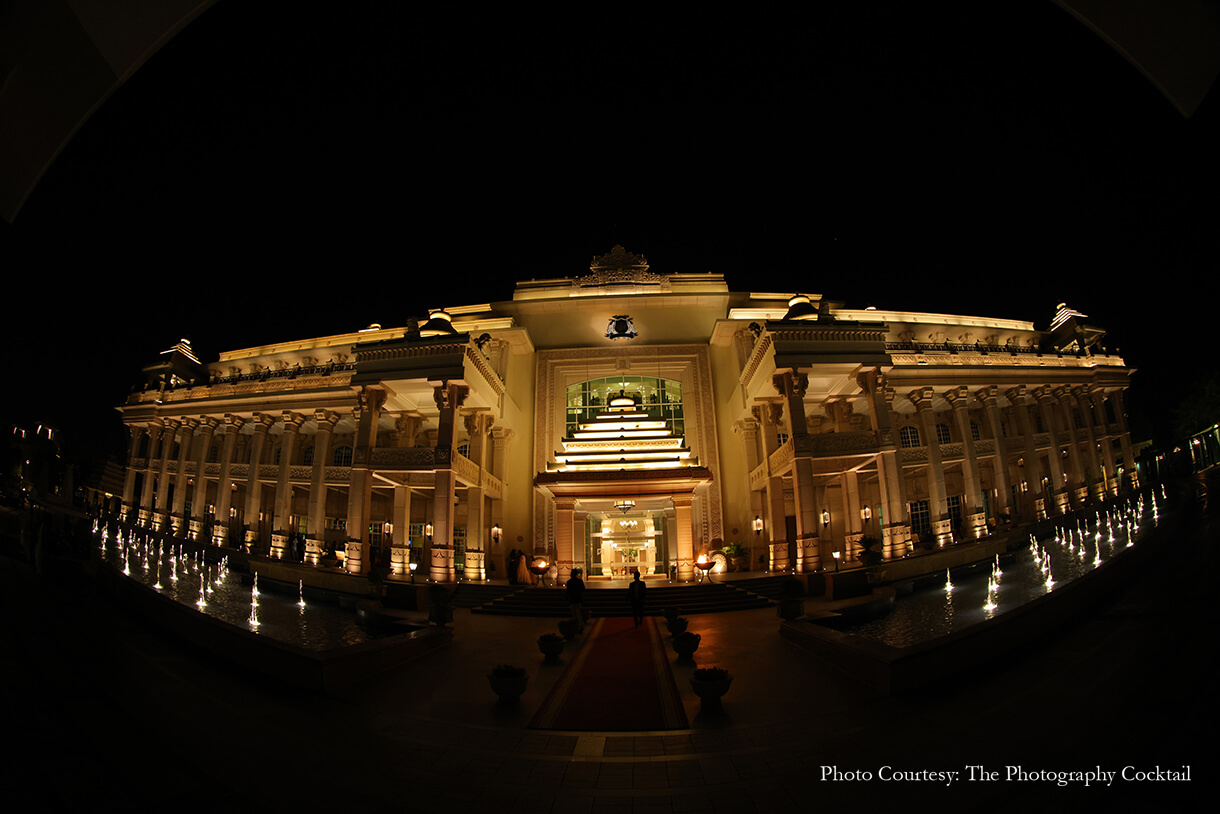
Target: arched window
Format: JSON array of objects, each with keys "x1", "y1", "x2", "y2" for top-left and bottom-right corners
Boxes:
[
  {"x1": 935, "y1": 423, "x2": 952, "y2": 445},
  {"x1": 899, "y1": 425, "x2": 921, "y2": 448},
  {"x1": 332, "y1": 445, "x2": 353, "y2": 466}
]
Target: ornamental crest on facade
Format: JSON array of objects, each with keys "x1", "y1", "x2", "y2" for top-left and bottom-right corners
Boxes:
[
  {"x1": 605, "y1": 315, "x2": 638, "y2": 340},
  {"x1": 579, "y1": 245, "x2": 667, "y2": 289}
]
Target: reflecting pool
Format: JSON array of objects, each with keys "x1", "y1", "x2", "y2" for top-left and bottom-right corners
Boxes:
[{"x1": 841, "y1": 493, "x2": 1161, "y2": 648}]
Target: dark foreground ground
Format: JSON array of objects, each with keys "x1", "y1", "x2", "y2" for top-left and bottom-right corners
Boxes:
[{"x1": 1, "y1": 481, "x2": 1214, "y2": 813}]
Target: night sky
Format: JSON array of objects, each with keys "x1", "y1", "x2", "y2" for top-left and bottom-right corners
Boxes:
[{"x1": 2, "y1": 2, "x2": 1216, "y2": 460}]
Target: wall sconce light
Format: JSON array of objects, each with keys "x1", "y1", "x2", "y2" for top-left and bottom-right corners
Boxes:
[
  {"x1": 861, "y1": 506, "x2": 872, "y2": 523},
  {"x1": 424, "y1": 522, "x2": 433, "y2": 541},
  {"x1": 753, "y1": 515, "x2": 763, "y2": 537},
  {"x1": 491, "y1": 524, "x2": 501, "y2": 543},
  {"x1": 822, "y1": 509, "x2": 830, "y2": 527}
]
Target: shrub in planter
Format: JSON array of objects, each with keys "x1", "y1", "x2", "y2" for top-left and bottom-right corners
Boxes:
[
  {"x1": 558, "y1": 618, "x2": 580, "y2": 640},
  {"x1": 690, "y1": 666, "x2": 733, "y2": 706},
  {"x1": 663, "y1": 607, "x2": 682, "y2": 623},
  {"x1": 665, "y1": 616, "x2": 689, "y2": 636},
  {"x1": 672, "y1": 630, "x2": 701, "y2": 659},
  {"x1": 488, "y1": 664, "x2": 528, "y2": 702},
  {"x1": 537, "y1": 632, "x2": 565, "y2": 661}
]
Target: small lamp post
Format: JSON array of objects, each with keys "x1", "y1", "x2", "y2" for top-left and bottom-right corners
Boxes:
[{"x1": 832, "y1": 550, "x2": 841, "y2": 572}]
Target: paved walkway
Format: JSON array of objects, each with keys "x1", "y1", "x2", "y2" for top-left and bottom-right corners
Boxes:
[{"x1": 1, "y1": 499, "x2": 1213, "y2": 812}]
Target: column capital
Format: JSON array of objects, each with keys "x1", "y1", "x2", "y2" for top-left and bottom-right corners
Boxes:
[
  {"x1": 907, "y1": 387, "x2": 935, "y2": 410},
  {"x1": 198, "y1": 415, "x2": 220, "y2": 433},
  {"x1": 462, "y1": 410, "x2": 494, "y2": 437},
  {"x1": 942, "y1": 385, "x2": 970, "y2": 408},
  {"x1": 975, "y1": 385, "x2": 1000, "y2": 405},
  {"x1": 751, "y1": 400, "x2": 784, "y2": 427},
  {"x1": 733, "y1": 418, "x2": 760, "y2": 435},
  {"x1": 179, "y1": 417, "x2": 199, "y2": 432},
  {"x1": 432, "y1": 381, "x2": 470, "y2": 411},
  {"x1": 1004, "y1": 385, "x2": 1029, "y2": 404},
  {"x1": 314, "y1": 409, "x2": 340, "y2": 430},
  {"x1": 224, "y1": 413, "x2": 246, "y2": 432},
  {"x1": 772, "y1": 370, "x2": 808, "y2": 399},
  {"x1": 280, "y1": 411, "x2": 306, "y2": 432},
  {"x1": 251, "y1": 412, "x2": 276, "y2": 432}
]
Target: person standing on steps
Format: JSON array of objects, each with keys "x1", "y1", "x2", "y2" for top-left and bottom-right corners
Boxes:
[
  {"x1": 566, "y1": 568, "x2": 587, "y2": 633},
  {"x1": 628, "y1": 569, "x2": 647, "y2": 628}
]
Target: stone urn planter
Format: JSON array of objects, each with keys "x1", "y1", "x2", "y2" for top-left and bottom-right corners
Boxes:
[
  {"x1": 689, "y1": 667, "x2": 733, "y2": 707},
  {"x1": 672, "y1": 631, "x2": 701, "y2": 659},
  {"x1": 558, "y1": 619, "x2": 580, "y2": 640},
  {"x1": 538, "y1": 633, "x2": 565, "y2": 661},
  {"x1": 665, "y1": 616, "x2": 689, "y2": 636},
  {"x1": 488, "y1": 665, "x2": 528, "y2": 702}
]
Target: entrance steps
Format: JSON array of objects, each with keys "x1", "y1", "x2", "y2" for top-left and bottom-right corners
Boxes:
[{"x1": 469, "y1": 580, "x2": 773, "y2": 617}]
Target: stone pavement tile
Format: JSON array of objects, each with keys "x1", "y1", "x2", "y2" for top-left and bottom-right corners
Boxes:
[
  {"x1": 698, "y1": 755, "x2": 738, "y2": 784},
  {"x1": 545, "y1": 734, "x2": 580, "y2": 755},
  {"x1": 728, "y1": 753, "x2": 772, "y2": 780},
  {"x1": 631, "y1": 762, "x2": 670, "y2": 788},
  {"x1": 552, "y1": 793, "x2": 596, "y2": 814},
  {"x1": 670, "y1": 788, "x2": 715, "y2": 813},
  {"x1": 604, "y1": 736, "x2": 636, "y2": 755},
  {"x1": 563, "y1": 762, "x2": 601, "y2": 788},
  {"x1": 630, "y1": 795, "x2": 682, "y2": 814},
  {"x1": 665, "y1": 759, "x2": 703, "y2": 787},
  {"x1": 509, "y1": 788, "x2": 557, "y2": 813},
  {"x1": 590, "y1": 793, "x2": 634, "y2": 812},
  {"x1": 597, "y1": 764, "x2": 635, "y2": 789},
  {"x1": 709, "y1": 786, "x2": 755, "y2": 812},
  {"x1": 661, "y1": 734, "x2": 693, "y2": 754},
  {"x1": 753, "y1": 786, "x2": 801, "y2": 813},
  {"x1": 633, "y1": 735, "x2": 664, "y2": 755},
  {"x1": 519, "y1": 733, "x2": 553, "y2": 751}
]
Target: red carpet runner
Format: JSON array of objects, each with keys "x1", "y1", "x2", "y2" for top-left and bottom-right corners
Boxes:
[{"x1": 530, "y1": 615, "x2": 689, "y2": 731}]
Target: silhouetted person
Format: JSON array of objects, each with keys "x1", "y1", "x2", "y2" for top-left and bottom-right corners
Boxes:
[
  {"x1": 567, "y1": 568, "x2": 587, "y2": 632},
  {"x1": 628, "y1": 570, "x2": 646, "y2": 628}
]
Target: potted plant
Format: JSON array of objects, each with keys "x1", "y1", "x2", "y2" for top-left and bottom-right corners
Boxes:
[
  {"x1": 537, "y1": 632, "x2": 565, "y2": 661},
  {"x1": 689, "y1": 666, "x2": 733, "y2": 706},
  {"x1": 488, "y1": 664, "x2": 528, "y2": 702},
  {"x1": 672, "y1": 630, "x2": 701, "y2": 659},
  {"x1": 558, "y1": 618, "x2": 580, "y2": 640},
  {"x1": 856, "y1": 535, "x2": 887, "y2": 582},
  {"x1": 665, "y1": 615, "x2": 689, "y2": 636},
  {"x1": 777, "y1": 577, "x2": 805, "y2": 621},
  {"x1": 663, "y1": 607, "x2": 682, "y2": 624}
]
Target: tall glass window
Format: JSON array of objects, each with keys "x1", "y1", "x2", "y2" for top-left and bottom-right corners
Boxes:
[{"x1": 566, "y1": 376, "x2": 684, "y2": 437}]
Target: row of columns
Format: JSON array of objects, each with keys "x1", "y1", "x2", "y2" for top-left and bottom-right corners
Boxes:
[
  {"x1": 122, "y1": 381, "x2": 512, "y2": 581},
  {"x1": 737, "y1": 370, "x2": 1137, "y2": 569}
]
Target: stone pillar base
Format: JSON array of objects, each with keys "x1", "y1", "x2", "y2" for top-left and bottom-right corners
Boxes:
[
  {"x1": 1073, "y1": 486, "x2": 1089, "y2": 507},
  {"x1": 212, "y1": 526, "x2": 228, "y2": 547},
  {"x1": 931, "y1": 518, "x2": 954, "y2": 547},
  {"x1": 153, "y1": 512, "x2": 169, "y2": 532},
  {"x1": 138, "y1": 509, "x2": 152, "y2": 527},
  {"x1": 188, "y1": 519, "x2": 204, "y2": 541},
  {"x1": 344, "y1": 540, "x2": 365, "y2": 575},
  {"x1": 430, "y1": 546, "x2": 455, "y2": 582},
  {"x1": 675, "y1": 556, "x2": 694, "y2": 582},
  {"x1": 464, "y1": 550, "x2": 486, "y2": 581},
  {"x1": 1033, "y1": 497, "x2": 1047, "y2": 520},
  {"x1": 797, "y1": 537, "x2": 821, "y2": 573},
  {"x1": 390, "y1": 545, "x2": 410, "y2": 576},
  {"x1": 769, "y1": 542, "x2": 790, "y2": 572},
  {"x1": 269, "y1": 533, "x2": 288, "y2": 560},
  {"x1": 245, "y1": 529, "x2": 260, "y2": 554},
  {"x1": 965, "y1": 511, "x2": 988, "y2": 540},
  {"x1": 170, "y1": 514, "x2": 187, "y2": 536},
  {"x1": 1053, "y1": 490, "x2": 1071, "y2": 515},
  {"x1": 304, "y1": 538, "x2": 324, "y2": 566},
  {"x1": 882, "y1": 523, "x2": 911, "y2": 559}
]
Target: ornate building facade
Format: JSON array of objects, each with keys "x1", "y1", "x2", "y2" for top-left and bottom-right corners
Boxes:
[{"x1": 118, "y1": 247, "x2": 1138, "y2": 583}]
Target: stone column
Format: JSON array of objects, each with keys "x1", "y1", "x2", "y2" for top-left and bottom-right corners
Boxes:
[
  {"x1": 1090, "y1": 387, "x2": 1119, "y2": 496},
  {"x1": 462, "y1": 411, "x2": 493, "y2": 581},
  {"x1": 170, "y1": 418, "x2": 197, "y2": 536},
  {"x1": 243, "y1": 413, "x2": 274, "y2": 552},
  {"x1": 189, "y1": 417, "x2": 219, "y2": 540},
  {"x1": 753, "y1": 402, "x2": 789, "y2": 571},
  {"x1": 1054, "y1": 386, "x2": 1088, "y2": 506},
  {"x1": 859, "y1": 369, "x2": 909, "y2": 559},
  {"x1": 944, "y1": 387, "x2": 987, "y2": 538},
  {"x1": 122, "y1": 425, "x2": 144, "y2": 524},
  {"x1": 346, "y1": 387, "x2": 388, "y2": 575},
  {"x1": 910, "y1": 388, "x2": 952, "y2": 544},
  {"x1": 270, "y1": 411, "x2": 305, "y2": 559},
  {"x1": 554, "y1": 497, "x2": 576, "y2": 584},
  {"x1": 1034, "y1": 387, "x2": 1071, "y2": 513},
  {"x1": 673, "y1": 493, "x2": 695, "y2": 582},
  {"x1": 213, "y1": 415, "x2": 244, "y2": 546},
  {"x1": 1006, "y1": 386, "x2": 1047, "y2": 520},
  {"x1": 152, "y1": 419, "x2": 180, "y2": 531},
  {"x1": 1073, "y1": 385, "x2": 1105, "y2": 500},
  {"x1": 1111, "y1": 388, "x2": 1139, "y2": 489},
  {"x1": 489, "y1": 427, "x2": 512, "y2": 576},
  {"x1": 304, "y1": 410, "x2": 339, "y2": 564},
  {"x1": 137, "y1": 421, "x2": 163, "y2": 527},
  {"x1": 390, "y1": 484, "x2": 412, "y2": 576},
  {"x1": 427, "y1": 382, "x2": 467, "y2": 582},
  {"x1": 735, "y1": 417, "x2": 764, "y2": 571},
  {"x1": 976, "y1": 386, "x2": 1012, "y2": 521},
  {"x1": 775, "y1": 371, "x2": 821, "y2": 572}
]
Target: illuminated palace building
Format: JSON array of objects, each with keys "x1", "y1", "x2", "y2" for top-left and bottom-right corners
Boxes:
[{"x1": 119, "y1": 247, "x2": 1138, "y2": 582}]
